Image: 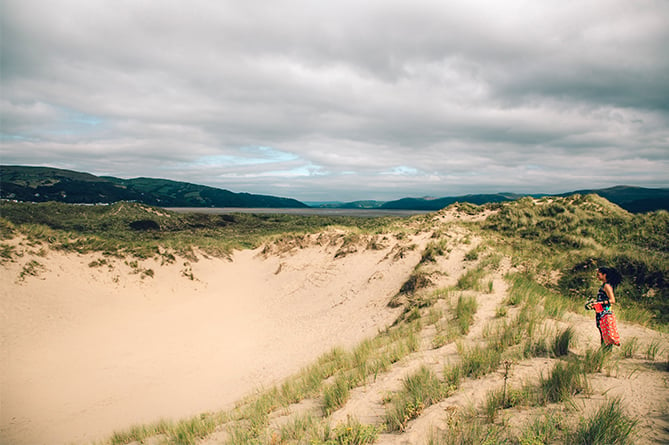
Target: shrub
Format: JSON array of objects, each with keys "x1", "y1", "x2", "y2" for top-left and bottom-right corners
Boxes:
[{"x1": 129, "y1": 219, "x2": 160, "y2": 231}]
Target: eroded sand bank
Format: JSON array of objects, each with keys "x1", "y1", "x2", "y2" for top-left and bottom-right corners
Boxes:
[{"x1": 1, "y1": 233, "x2": 425, "y2": 444}]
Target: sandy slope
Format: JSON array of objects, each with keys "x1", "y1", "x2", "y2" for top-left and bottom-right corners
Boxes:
[
  {"x1": 0, "y1": 232, "x2": 426, "y2": 445},
  {"x1": 248, "y1": 233, "x2": 669, "y2": 445}
]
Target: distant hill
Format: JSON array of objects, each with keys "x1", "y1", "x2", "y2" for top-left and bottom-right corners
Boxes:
[
  {"x1": 2, "y1": 166, "x2": 667, "y2": 213},
  {"x1": 0, "y1": 166, "x2": 308, "y2": 208},
  {"x1": 558, "y1": 185, "x2": 669, "y2": 213},
  {"x1": 380, "y1": 193, "x2": 532, "y2": 211},
  {"x1": 373, "y1": 187, "x2": 668, "y2": 213}
]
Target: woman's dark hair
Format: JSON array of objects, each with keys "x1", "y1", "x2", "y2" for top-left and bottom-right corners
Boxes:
[{"x1": 598, "y1": 266, "x2": 622, "y2": 289}]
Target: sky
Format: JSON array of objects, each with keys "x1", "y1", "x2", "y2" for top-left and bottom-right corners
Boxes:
[{"x1": 1, "y1": 0, "x2": 668, "y2": 202}]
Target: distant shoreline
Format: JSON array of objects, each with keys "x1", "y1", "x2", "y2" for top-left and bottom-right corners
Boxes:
[{"x1": 163, "y1": 207, "x2": 430, "y2": 217}]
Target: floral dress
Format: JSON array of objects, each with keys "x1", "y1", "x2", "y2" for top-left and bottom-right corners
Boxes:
[{"x1": 595, "y1": 286, "x2": 620, "y2": 346}]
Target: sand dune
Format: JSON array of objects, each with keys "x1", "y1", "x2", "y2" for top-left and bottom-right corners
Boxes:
[
  {"x1": 2, "y1": 214, "x2": 668, "y2": 445},
  {"x1": 1, "y1": 232, "x2": 426, "y2": 445}
]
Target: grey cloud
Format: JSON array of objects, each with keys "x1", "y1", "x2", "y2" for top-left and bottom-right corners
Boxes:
[{"x1": 1, "y1": 0, "x2": 668, "y2": 201}]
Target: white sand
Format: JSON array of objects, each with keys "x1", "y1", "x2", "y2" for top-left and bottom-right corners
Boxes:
[{"x1": 0, "y1": 233, "x2": 425, "y2": 445}]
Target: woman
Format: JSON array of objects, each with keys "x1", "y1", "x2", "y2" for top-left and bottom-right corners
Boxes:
[{"x1": 587, "y1": 266, "x2": 622, "y2": 347}]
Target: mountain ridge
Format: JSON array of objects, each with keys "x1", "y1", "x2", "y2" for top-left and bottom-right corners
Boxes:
[
  {"x1": 0, "y1": 165, "x2": 308, "y2": 208},
  {"x1": 1, "y1": 165, "x2": 668, "y2": 213}
]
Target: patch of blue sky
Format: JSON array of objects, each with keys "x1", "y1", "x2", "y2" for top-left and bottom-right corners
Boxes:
[
  {"x1": 51, "y1": 105, "x2": 104, "y2": 126},
  {"x1": 35, "y1": 105, "x2": 104, "y2": 136},
  {"x1": 69, "y1": 115, "x2": 102, "y2": 126},
  {"x1": 253, "y1": 165, "x2": 325, "y2": 177},
  {"x1": 383, "y1": 166, "x2": 420, "y2": 175},
  {"x1": 0, "y1": 133, "x2": 35, "y2": 141},
  {"x1": 196, "y1": 146, "x2": 299, "y2": 166},
  {"x1": 240, "y1": 146, "x2": 298, "y2": 162},
  {"x1": 218, "y1": 164, "x2": 324, "y2": 178}
]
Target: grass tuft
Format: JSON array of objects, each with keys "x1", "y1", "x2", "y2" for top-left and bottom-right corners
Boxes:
[
  {"x1": 323, "y1": 374, "x2": 352, "y2": 416},
  {"x1": 538, "y1": 361, "x2": 587, "y2": 405},
  {"x1": 620, "y1": 337, "x2": 639, "y2": 358},
  {"x1": 457, "y1": 343, "x2": 502, "y2": 379},
  {"x1": 384, "y1": 366, "x2": 445, "y2": 432},
  {"x1": 645, "y1": 339, "x2": 664, "y2": 361},
  {"x1": 170, "y1": 414, "x2": 218, "y2": 445},
  {"x1": 580, "y1": 346, "x2": 611, "y2": 374},
  {"x1": 517, "y1": 410, "x2": 566, "y2": 445},
  {"x1": 569, "y1": 398, "x2": 637, "y2": 445},
  {"x1": 551, "y1": 326, "x2": 574, "y2": 357},
  {"x1": 428, "y1": 408, "x2": 506, "y2": 445},
  {"x1": 454, "y1": 294, "x2": 478, "y2": 334}
]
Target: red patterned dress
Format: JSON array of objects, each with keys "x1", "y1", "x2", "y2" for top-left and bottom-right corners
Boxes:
[{"x1": 595, "y1": 286, "x2": 620, "y2": 346}]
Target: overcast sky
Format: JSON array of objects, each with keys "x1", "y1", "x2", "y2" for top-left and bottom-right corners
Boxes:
[{"x1": 2, "y1": 0, "x2": 668, "y2": 202}]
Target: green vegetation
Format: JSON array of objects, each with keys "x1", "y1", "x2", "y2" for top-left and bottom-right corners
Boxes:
[
  {"x1": 538, "y1": 360, "x2": 588, "y2": 405},
  {"x1": 645, "y1": 339, "x2": 664, "y2": 360},
  {"x1": 384, "y1": 366, "x2": 447, "y2": 432},
  {"x1": 480, "y1": 195, "x2": 668, "y2": 326},
  {"x1": 0, "y1": 201, "x2": 405, "y2": 261},
  {"x1": 454, "y1": 294, "x2": 478, "y2": 334},
  {"x1": 323, "y1": 417, "x2": 380, "y2": 444},
  {"x1": 570, "y1": 398, "x2": 638, "y2": 445},
  {"x1": 551, "y1": 326, "x2": 575, "y2": 357},
  {"x1": 0, "y1": 165, "x2": 308, "y2": 208},
  {"x1": 18, "y1": 259, "x2": 45, "y2": 281},
  {"x1": 620, "y1": 337, "x2": 639, "y2": 358},
  {"x1": 420, "y1": 238, "x2": 449, "y2": 263}
]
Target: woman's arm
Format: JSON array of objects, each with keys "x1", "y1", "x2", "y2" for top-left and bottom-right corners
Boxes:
[{"x1": 603, "y1": 283, "x2": 616, "y2": 304}]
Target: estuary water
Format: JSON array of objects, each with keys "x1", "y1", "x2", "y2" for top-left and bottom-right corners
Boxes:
[{"x1": 164, "y1": 207, "x2": 431, "y2": 217}]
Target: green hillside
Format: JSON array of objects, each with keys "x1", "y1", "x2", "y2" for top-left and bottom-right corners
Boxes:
[
  {"x1": 0, "y1": 165, "x2": 307, "y2": 208},
  {"x1": 381, "y1": 193, "x2": 523, "y2": 210},
  {"x1": 480, "y1": 194, "x2": 669, "y2": 323},
  {"x1": 381, "y1": 187, "x2": 669, "y2": 213}
]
